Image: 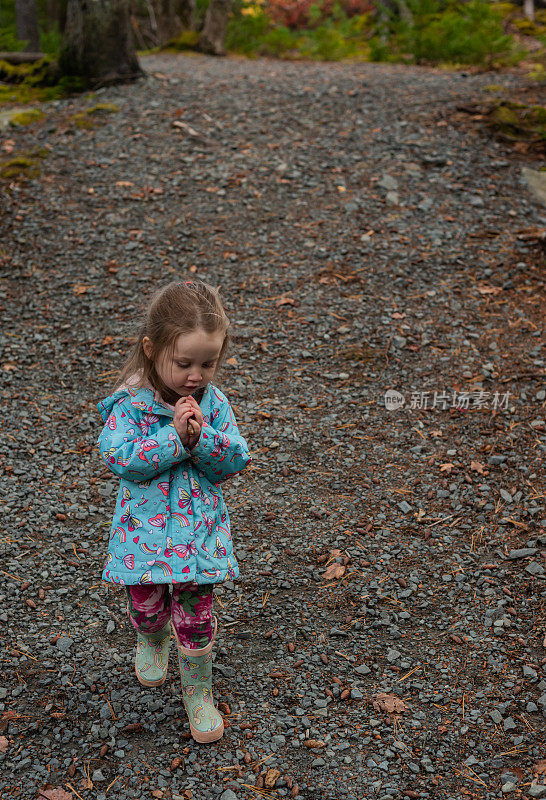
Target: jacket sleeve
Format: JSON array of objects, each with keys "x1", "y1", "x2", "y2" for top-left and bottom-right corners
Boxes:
[
  {"x1": 97, "y1": 399, "x2": 192, "y2": 480},
  {"x1": 188, "y1": 395, "x2": 252, "y2": 485}
]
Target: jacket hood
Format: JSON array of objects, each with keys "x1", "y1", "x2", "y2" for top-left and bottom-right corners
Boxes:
[{"x1": 97, "y1": 383, "x2": 211, "y2": 423}]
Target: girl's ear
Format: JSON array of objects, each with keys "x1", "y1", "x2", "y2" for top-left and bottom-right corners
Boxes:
[{"x1": 142, "y1": 336, "x2": 153, "y2": 360}]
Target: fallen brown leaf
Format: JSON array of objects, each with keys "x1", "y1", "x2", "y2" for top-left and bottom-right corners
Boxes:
[
  {"x1": 37, "y1": 789, "x2": 73, "y2": 800},
  {"x1": 323, "y1": 562, "x2": 346, "y2": 580},
  {"x1": 372, "y1": 692, "x2": 408, "y2": 714}
]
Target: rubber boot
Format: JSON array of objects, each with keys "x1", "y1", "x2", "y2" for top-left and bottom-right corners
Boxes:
[
  {"x1": 132, "y1": 615, "x2": 171, "y2": 687},
  {"x1": 173, "y1": 616, "x2": 224, "y2": 743}
]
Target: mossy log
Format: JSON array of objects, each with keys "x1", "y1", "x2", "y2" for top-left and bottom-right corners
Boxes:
[
  {"x1": 0, "y1": 56, "x2": 61, "y2": 86},
  {"x1": 0, "y1": 51, "x2": 45, "y2": 64}
]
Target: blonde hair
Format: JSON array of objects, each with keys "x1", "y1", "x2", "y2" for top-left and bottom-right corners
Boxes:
[{"x1": 114, "y1": 279, "x2": 231, "y2": 402}]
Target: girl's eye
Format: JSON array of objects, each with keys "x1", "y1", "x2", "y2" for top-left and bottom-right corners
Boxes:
[{"x1": 177, "y1": 363, "x2": 212, "y2": 368}]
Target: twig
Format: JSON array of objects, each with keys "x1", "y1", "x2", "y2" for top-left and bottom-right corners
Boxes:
[
  {"x1": 240, "y1": 785, "x2": 272, "y2": 797},
  {"x1": 64, "y1": 785, "x2": 86, "y2": 800},
  {"x1": 396, "y1": 666, "x2": 421, "y2": 682},
  {"x1": 424, "y1": 513, "x2": 460, "y2": 529},
  {"x1": 106, "y1": 698, "x2": 117, "y2": 720},
  {"x1": 0, "y1": 569, "x2": 22, "y2": 581}
]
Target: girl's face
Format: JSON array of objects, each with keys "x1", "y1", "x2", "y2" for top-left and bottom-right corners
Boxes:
[{"x1": 143, "y1": 329, "x2": 224, "y2": 398}]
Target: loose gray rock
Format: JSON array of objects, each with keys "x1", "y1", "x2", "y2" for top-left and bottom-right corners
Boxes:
[{"x1": 508, "y1": 548, "x2": 537, "y2": 559}]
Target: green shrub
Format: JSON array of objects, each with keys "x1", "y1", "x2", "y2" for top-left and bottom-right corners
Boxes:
[
  {"x1": 40, "y1": 22, "x2": 63, "y2": 55},
  {"x1": 369, "y1": 0, "x2": 523, "y2": 66},
  {"x1": 301, "y1": 24, "x2": 350, "y2": 59},
  {"x1": 225, "y1": 9, "x2": 273, "y2": 55},
  {"x1": 227, "y1": 1, "x2": 372, "y2": 59},
  {"x1": 0, "y1": 24, "x2": 27, "y2": 51}
]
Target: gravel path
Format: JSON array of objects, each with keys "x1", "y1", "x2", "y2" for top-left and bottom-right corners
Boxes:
[{"x1": 0, "y1": 53, "x2": 545, "y2": 800}]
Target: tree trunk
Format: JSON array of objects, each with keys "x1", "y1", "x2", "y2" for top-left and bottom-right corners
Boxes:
[
  {"x1": 156, "y1": 0, "x2": 183, "y2": 44},
  {"x1": 524, "y1": 0, "x2": 534, "y2": 20},
  {"x1": 176, "y1": 0, "x2": 195, "y2": 30},
  {"x1": 15, "y1": 0, "x2": 41, "y2": 51},
  {"x1": 199, "y1": 0, "x2": 231, "y2": 55},
  {"x1": 59, "y1": 0, "x2": 142, "y2": 86},
  {"x1": 46, "y1": 0, "x2": 59, "y2": 29}
]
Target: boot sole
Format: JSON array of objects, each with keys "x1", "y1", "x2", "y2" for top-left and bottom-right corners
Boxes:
[
  {"x1": 189, "y1": 719, "x2": 225, "y2": 743},
  {"x1": 135, "y1": 651, "x2": 168, "y2": 687}
]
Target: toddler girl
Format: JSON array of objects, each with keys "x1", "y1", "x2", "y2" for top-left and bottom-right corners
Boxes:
[{"x1": 96, "y1": 279, "x2": 252, "y2": 743}]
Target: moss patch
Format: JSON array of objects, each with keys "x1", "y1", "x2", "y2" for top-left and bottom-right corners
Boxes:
[
  {"x1": 0, "y1": 147, "x2": 49, "y2": 182},
  {"x1": 489, "y1": 101, "x2": 546, "y2": 141},
  {"x1": 513, "y1": 17, "x2": 546, "y2": 37},
  {"x1": 0, "y1": 82, "x2": 64, "y2": 105},
  {"x1": 8, "y1": 109, "x2": 46, "y2": 127},
  {"x1": 0, "y1": 56, "x2": 67, "y2": 106},
  {"x1": 85, "y1": 102, "x2": 120, "y2": 114},
  {"x1": 527, "y1": 63, "x2": 546, "y2": 83},
  {"x1": 164, "y1": 31, "x2": 200, "y2": 51},
  {"x1": 70, "y1": 102, "x2": 120, "y2": 129},
  {"x1": 0, "y1": 56, "x2": 61, "y2": 87},
  {"x1": 0, "y1": 57, "x2": 87, "y2": 106}
]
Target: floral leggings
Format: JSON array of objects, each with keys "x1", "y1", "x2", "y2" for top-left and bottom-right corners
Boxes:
[{"x1": 125, "y1": 582, "x2": 213, "y2": 649}]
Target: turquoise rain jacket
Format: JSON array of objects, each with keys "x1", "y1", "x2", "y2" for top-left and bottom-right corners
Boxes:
[{"x1": 96, "y1": 382, "x2": 252, "y2": 586}]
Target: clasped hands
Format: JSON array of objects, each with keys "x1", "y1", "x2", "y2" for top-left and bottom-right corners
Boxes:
[{"x1": 174, "y1": 394, "x2": 203, "y2": 450}]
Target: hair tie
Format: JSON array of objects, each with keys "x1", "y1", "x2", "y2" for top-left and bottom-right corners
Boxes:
[{"x1": 184, "y1": 280, "x2": 193, "y2": 285}]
